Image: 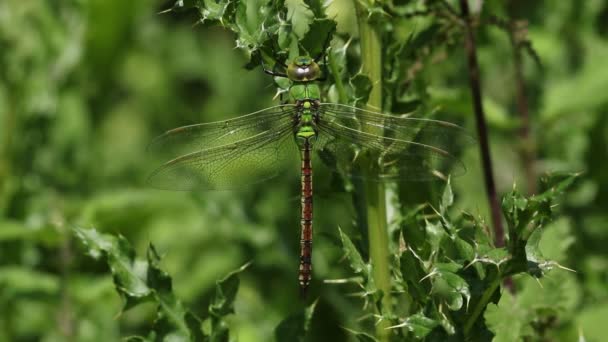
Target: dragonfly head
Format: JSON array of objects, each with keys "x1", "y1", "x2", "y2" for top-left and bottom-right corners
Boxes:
[{"x1": 287, "y1": 56, "x2": 321, "y2": 82}]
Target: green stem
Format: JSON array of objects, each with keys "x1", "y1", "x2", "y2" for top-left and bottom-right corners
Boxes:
[
  {"x1": 463, "y1": 276, "x2": 501, "y2": 336},
  {"x1": 0, "y1": 94, "x2": 15, "y2": 213},
  {"x1": 353, "y1": 1, "x2": 392, "y2": 339},
  {"x1": 327, "y1": 50, "x2": 348, "y2": 104}
]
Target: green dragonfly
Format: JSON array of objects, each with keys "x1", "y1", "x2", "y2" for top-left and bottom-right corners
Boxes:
[{"x1": 148, "y1": 49, "x2": 473, "y2": 294}]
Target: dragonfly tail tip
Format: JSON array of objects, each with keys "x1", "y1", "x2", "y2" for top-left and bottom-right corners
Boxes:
[{"x1": 299, "y1": 285, "x2": 309, "y2": 300}]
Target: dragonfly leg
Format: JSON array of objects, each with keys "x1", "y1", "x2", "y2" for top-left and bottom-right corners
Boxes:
[{"x1": 261, "y1": 58, "x2": 288, "y2": 78}]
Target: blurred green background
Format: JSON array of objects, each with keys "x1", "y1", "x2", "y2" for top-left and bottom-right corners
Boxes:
[{"x1": 1, "y1": 0, "x2": 607, "y2": 341}]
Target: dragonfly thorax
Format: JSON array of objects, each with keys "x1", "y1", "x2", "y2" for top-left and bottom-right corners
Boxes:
[
  {"x1": 289, "y1": 82, "x2": 321, "y2": 102},
  {"x1": 287, "y1": 56, "x2": 321, "y2": 82}
]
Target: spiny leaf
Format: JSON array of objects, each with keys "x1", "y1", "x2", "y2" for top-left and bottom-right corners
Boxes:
[
  {"x1": 502, "y1": 173, "x2": 578, "y2": 276},
  {"x1": 440, "y1": 177, "x2": 453, "y2": 215},
  {"x1": 74, "y1": 227, "x2": 203, "y2": 340},
  {"x1": 234, "y1": 0, "x2": 274, "y2": 50},
  {"x1": 209, "y1": 262, "x2": 250, "y2": 318},
  {"x1": 468, "y1": 247, "x2": 510, "y2": 271},
  {"x1": 429, "y1": 263, "x2": 470, "y2": 311},
  {"x1": 342, "y1": 327, "x2": 379, "y2": 342},
  {"x1": 453, "y1": 237, "x2": 474, "y2": 262},
  {"x1": 146, "y1": 244, "x2": 190, "y2": 335},
  {"x1": 353, "y1": 0, "x2": 389, "y2": 26},
  {"x1": 399, "y1": 250, "x2": 427, "y2": 301},
  {"x1": 388, "y1": 312, "x2": 439, "y2": 339},
  {"x1": 338, "y1": 227, "x2": 367, "y2": 275},
  {"x1": 74, "y1": 227, "x2": 151, "y2": 309},
  {"x1": 424, "y1": 219, "x2": 446, "y2": 251},
  {"x1": 535, "y1": 172, "x2": 579, "y2": 201},
  {"x1": 198, "y1": 0, "x2": 233, "y2": 22}
]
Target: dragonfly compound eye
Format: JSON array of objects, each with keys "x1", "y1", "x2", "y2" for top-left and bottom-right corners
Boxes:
[{"x1": 287, "y1": 58, "x2": 321, "y2": 82}]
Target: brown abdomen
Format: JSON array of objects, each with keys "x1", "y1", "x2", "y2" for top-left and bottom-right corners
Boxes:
[{"x1": 299, "y1": 140, "x2": 313, "y2": 294}]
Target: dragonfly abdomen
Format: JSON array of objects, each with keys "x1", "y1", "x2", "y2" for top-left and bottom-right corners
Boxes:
[{"x1": 299, "y1": 138, "x2": 314, "y2": 294}]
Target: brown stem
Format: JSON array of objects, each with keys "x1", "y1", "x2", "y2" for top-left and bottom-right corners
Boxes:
[
  {"x1": 458, "y1": 0, "x2": 505, "y2": 247},
  {"x1": 513, "y1": 43, "x2": 536, "y2": 195},
  {"x1": 508, "y1": 17, "x2": 537, "y2": 195}
]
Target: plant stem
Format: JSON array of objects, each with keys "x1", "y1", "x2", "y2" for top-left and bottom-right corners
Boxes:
[
  {"x1": 458, "y1": 0, "x2": 505, "y2": 248},
  {"x1": 513, "y1": 46, "x2": 536, "y2": 196},
  {"x1": 0, "y1": 96, "x2": 15, "y2": 213},
  {"x1": 463, "y1": 276, "x2": 501, "y2": 336},
  {"x1": 353, "y1": 1, "x2": 392, "y2": 339},
  {"x1": 507, "y1": 12, "x2": 537, "y2": 195}
]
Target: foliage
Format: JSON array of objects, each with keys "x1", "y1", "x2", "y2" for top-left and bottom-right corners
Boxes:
[
  {"x1": 74, "y1": 227, "x2": 316, "y2": 341},
  {"x1": 2, "y1": 0, "x2": 608, "y2": 341},
  {"x1": 336, "y1": 174, "x2": 576, "y2": 340}
]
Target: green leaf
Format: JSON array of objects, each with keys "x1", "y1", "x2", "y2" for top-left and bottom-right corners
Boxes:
[
  {"x1": 198, "y1": 0, "x2": 232, "y2": 22},
  {"x1": 303, "y1": 0, "x2": 327, "y2": 18},
  {"x1": 399, "y1": 250, "x2": 427, "y2": 301},
  {"x1": 74, "y1": 227, "x2": 151, "y2": 308},
  {"x1": 209, "y1": 262, "x2": 250, "y2": 318},
  {"x1": 440, "y1": 177, "x2": 453, "y2": 215},
  {"x1": 485, "y1": 292, "x2": 533, "y2": 342},
  {"x1": 404, "y1": 23, "x2": 442, "y2": 55},
  {"x1": 146, "y1": 244, "x2": 190, "y2": 336},
  {"x1": 338, "y1": 227, "x2": 367, "y2": 275},
  {"x1": 502, "y1": 174, "x2": 578, "y2": 277},
  {"x1": 538, "y1": 218, "x2": 575, "y2": 263},
  {"x1": 234, "y1": 0, "x2": 271, "y2": 50},
  {"x1": 343, "y1": 327, "x2": 378, "y2": 342},
  {"x1": 429, "y1": 263, "x2": 470, "y2": 311},
  {"x1": 274, "y1": 300, "x2": 317, "y2": 342},
  {"x1": 535, "y1": 172, "x2": 579, "y2": 201},
  {"x1": 453, "y1": 237, "x2": 475, "y2": 262},
  {"x1": 349, "y1": 73, "x2": 372, "y2": 105},
  {"x1": 352, "y1": 0, "x2": 388, "y2": 26},
  {"x1": 300, "y1": 18, "x2": 336, "y2": 57},
  {"x1": 285, "y1": 0, "x2": 314, "y2": 38},
  {"x1": 425, "y1": 219, "x2": 446, "y2": 252},
  {"x1": 389, "y1": 313, "x2": 439, "y2": 339},
  {"x1": 74, "y1": 227, "x2": 203, "y2": 340},
  {"x1": 470, "y1": 247, "x2": 510, "y2": 271}
]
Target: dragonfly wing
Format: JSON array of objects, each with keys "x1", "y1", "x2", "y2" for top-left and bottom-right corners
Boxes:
[
  {"x1": 148, "y1": 120, "x2": 297, "y2": 190},
  {"x1": 316, "y1": 104, "x2": 475, "y2": 181},
  {"x1": 149, "y1": 105, "x2": 297, "y2": 157}
]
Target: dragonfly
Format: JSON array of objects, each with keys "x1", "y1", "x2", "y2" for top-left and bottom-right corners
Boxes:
[{"x1": 148, "y1": 46, "x2": 473, "y2": 294}]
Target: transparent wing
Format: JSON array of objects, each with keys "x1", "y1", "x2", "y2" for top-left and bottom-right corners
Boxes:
[
  {"x1": 316, "y1": 103, "x2": 475, "y2": 181},
  {"x1": 148, "y1": 105, "x2": 297, "y2": 157},
  {"x1": 148, "y1": 112, "x2": 298, "y2": 191}
]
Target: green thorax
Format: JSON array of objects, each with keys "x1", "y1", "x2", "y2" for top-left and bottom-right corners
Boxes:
[
  {"x1": 284, "y1": 55, "x2": 322, "y2": 144},
  {"x1": 289, "y1": 82, "x2": 321, "y2": 102}
]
